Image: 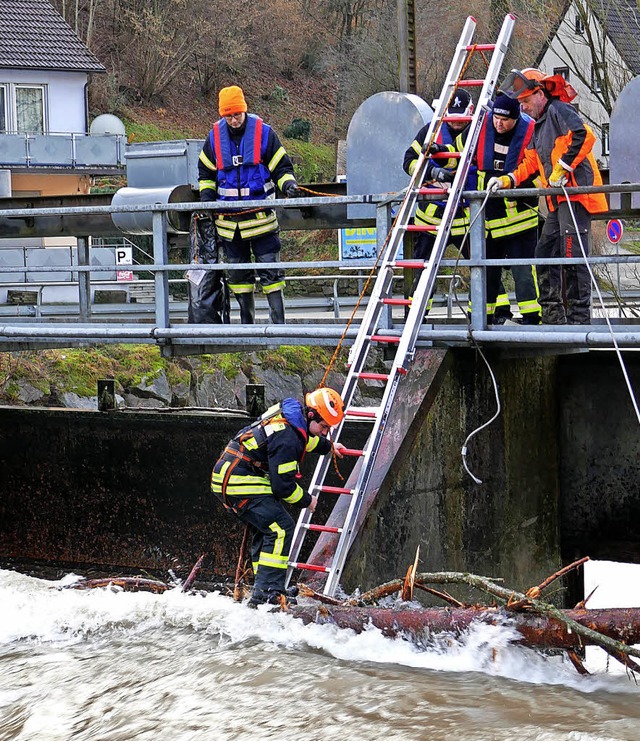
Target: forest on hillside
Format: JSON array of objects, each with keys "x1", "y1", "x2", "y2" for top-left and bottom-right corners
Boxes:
[{"x1": 52, "y1": 0, "x2": 557, "y2": 143}]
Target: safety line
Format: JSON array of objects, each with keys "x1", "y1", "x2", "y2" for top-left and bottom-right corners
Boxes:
[{"x1": 560, "y1": 184, "x2": 640, "y2": 425}]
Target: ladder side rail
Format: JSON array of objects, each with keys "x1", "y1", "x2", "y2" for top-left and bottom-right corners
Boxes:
[
  {"x1": 344, "y1": 15, "x2": 480, "y2": 374},
  {"x1": 287, "y1": 14, "x2": 512, "y2": 593},
  {"x1": 322, "y1": 369, "x2": 406, "y2": 595},
  {"x1": 285, "y1": 408, "x2": 354, "y2": 583},
  {"x1": 324, "y1": 13, "x2": 519, "y2": 594},
  {"x1": 396, "y1": 13, "x2": 516, "y2": 364}
]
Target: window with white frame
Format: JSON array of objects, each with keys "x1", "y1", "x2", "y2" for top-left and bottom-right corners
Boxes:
[
  {"x1": 0, "y1": 85, "x2": 6, "y2": 132},
  {"x1": 0, "y1": 83, "x2": 47, "y2": 133},
  {"x1": 575, "y1": 12, "x2": 585, "y2": 34},
  {"x1": 554, "y1": 66, "x2": 570, "y2": 81},
  {"x1": 601, "y1": 123, "x2": 610, "y2": 156}
]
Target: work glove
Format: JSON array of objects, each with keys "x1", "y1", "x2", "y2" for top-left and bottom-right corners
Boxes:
[
  {"x1": 431, "y1": 167, "x2": 455, "y2": 184},
  {"x1": 428, "y1": 142, "x2": 449, "y2": 155},
  {"x1": 282, "y1": 180, "x2": 301, "y2": 198},
  {"x1": 486, "y1": 175, "x2": 513, "y2": 192},
  {"x1": 549, "y1": 162, "x2": 570, "y2": 187}
]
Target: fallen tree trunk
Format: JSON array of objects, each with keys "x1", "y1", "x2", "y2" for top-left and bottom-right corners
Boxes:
[{"x1": 288, "y1": 605, "x2": 640, "y2": 650}]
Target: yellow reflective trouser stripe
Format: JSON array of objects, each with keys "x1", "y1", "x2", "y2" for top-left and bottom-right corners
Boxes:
[
  {"x1": 211, "y1": 471, "x2": 271, "y2": 497},
  {"x1": 228, "y1": 283, "x2": 254, "y2": 294},
  {"x1": 278, "y1": 461, "x2": 297, "y2": 474},
  {"x1": 263, "y1": 280, "x2": 285, "y2": 293},
  {"x1": 283, "y1": 484, "x2": 305, "y2": 505},
  {"x1": 258, "y1": 521, "x2": 288, "y2": 569},
  {"x1": 519, "y1": 298, "x2": 541, "y2": 313},
  {"x1": 252, "y1": 560, "x2": 258, "y2": 575},
  {"x1": 199, "y1": 180, "x2": 217, "y2": 192},
  {"x1": 268, "y1": 147, "x2": 286, "y2": 171},
  {"x1": 496, "y1": 293, "x2": 510, "y2": 308}
]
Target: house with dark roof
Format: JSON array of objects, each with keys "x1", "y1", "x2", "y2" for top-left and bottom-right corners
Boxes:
[
  {"x1": 535, "y1": 0, "x2": 640, "y2": 167},
  {"x1": 0, "y1": 0, "x2": 123, "y2": 198}
]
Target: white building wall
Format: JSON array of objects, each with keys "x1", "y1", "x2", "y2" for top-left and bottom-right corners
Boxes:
[
  {"x1": 538, "y1": 1, "x2": 634, "y2": 168},
  {"x1": 1, "y1": 68, "x2": 88, "y2": 133}
]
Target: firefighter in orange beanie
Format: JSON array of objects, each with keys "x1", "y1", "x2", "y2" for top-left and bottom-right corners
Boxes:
[{"x1": 198, "y1": 85, "x2": 299, "y2": 324}]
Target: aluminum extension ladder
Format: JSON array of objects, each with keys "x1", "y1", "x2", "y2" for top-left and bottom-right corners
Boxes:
[{"x1": 286, "y1": 14, "x2": 517, "y2": 597}]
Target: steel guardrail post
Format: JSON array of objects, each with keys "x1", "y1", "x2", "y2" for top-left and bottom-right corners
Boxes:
[
  {"x1": 152, "y1": 210, "x2": 170, "y2": 332},
  {"x1": 469, "y1": 197, "x2": 487, "y2": 331},
  {"x1": 77, "y1": 236, "x2": 91, "y2": 322}
]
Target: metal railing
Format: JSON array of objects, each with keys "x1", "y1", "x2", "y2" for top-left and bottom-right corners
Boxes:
[{"x1": 0, "y1": 184, "x2": 639, "y2": 353}]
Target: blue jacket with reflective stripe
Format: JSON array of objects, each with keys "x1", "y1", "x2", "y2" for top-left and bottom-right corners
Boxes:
[{"x1": 210, "y1": 114, "x2": 273, "y2": 202}]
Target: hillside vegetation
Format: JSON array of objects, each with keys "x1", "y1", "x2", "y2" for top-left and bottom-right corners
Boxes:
[{"x1": 53, "y1": 0, "x2": 556, "y2": 151}]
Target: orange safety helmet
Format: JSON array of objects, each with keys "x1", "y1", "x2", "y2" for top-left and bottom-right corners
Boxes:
[
  {"x1": 499, "y1": 68, "x2": 546, "y2": 100},
  {"x1": 305, "y1": 387, "x2": 345, "y2": 427}
]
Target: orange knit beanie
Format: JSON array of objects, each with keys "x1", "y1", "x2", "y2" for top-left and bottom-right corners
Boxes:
[{"x1": 218, "y1": 86, "x2": 248, "y2": 117}]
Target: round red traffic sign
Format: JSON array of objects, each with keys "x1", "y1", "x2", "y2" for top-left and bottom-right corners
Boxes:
[{"x1": 606, "y1": 219, "x2": 624, "y2": 244}]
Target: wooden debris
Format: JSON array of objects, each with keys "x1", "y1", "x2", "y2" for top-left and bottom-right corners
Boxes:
[
  {"x1": 182, "y1": 554, "x2": 205, "y2": 592},
  {"x1": 68, "y1": 577, "x2": 170, "y2": 593}
]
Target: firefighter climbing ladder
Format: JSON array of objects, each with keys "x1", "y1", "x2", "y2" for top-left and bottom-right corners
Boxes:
[{"x1": 286, "y1": 15, "x2": 516, "y2": 597}]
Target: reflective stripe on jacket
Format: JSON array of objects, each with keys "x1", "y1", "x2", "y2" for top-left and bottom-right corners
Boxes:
[
  {"x1": 403, "y1": 123, "x2": 470, "y2": 233},
  {"x1": 476, "y1": 113, "x2": 538, "y2": 238},
  {"x1": 198, "y1": 115, "x2": 296, "y2": 240},
  {"x1": 210, "y1": 399, "x2": 330, "y2": 507}
]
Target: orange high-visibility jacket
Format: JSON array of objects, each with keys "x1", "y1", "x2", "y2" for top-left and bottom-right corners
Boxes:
[{"x1": 511, "y1": 97, "x2": 608, "y2": 215}]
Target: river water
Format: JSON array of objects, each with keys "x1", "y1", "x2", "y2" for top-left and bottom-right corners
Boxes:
[{"x1": 1, "y1": 568, "x2": 640, "y2": 741}]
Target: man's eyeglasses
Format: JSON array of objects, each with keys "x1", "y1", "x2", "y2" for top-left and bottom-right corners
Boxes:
[{"x1": 224, "y1": 113, "x2": 244, "y2": 122}]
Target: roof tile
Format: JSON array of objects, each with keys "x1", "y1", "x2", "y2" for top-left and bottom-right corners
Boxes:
[{"x1": 0, "y1": 0, "x2": 105, "y2": 72}]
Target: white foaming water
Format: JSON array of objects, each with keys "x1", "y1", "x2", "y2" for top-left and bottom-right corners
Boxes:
[
  {"x1": 0, "y1": 568, "x2": 636, "y2": 694},
  {"x1": 3, "y1": 568, "x2": 640, "y2": 740}
]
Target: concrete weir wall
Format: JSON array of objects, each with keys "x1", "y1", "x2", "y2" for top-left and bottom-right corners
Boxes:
[{"x1": 2, "y1": 351, "x2": 640, "y2": 602}]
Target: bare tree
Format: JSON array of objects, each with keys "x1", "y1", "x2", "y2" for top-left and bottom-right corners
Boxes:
[{"x1": 546, "y1": 0, "x2": 640, "y2": 116}]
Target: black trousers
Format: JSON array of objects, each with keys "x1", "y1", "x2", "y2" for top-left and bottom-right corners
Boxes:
[
  {"x1": 535, "y1": 200, "x2": 592, "y2": 325},
  {"x1": 236, "y1": 496, "x2": 294, "y2": 597}
]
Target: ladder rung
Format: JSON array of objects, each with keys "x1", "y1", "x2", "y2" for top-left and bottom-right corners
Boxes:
[
  {"x1": 319, "y1": 485, "x2": 355, "y2": 495},
  {"x1": 358, "y1": 372, "x2": 389, "y2": 381},
  {"x1": 395, "y1": 260, "x2": 425, "y2": 269},
  {"x1": 382, "y1": 297, "x2": 411, "y2": 305},
  {"x1": 340, "y1": 447, "x2": 365, "y2": 456},
  {"x1": 406, "y1": 224, "x2": 437, "y2": 232},
  {"x1": 418, "y1": 187, "x2": 449, "y2": 195},
  {"x1": 289, "y1": 562, "x2": 330, "y2": 573},
  {"x1": 455, "y1": 79, "x2": 485, "y2": 86},
  {"x1": 429, "y1": 152, "x2": 461, "y2": 159},
  {"x1": 465, "y1": 43, "x2": 496, "y2": 51},
  {"x1": 346, "y1": 409, "x2": 377, "y2": 419},
  {"x1": 304, "y1": 524, "x2": 342, "y2": 533},
  {"x1": 442, "y1": 115, "x2": 473, "y2": 124},
  {"x1": 371, "y1": 335, "x2": 401, "y2": 344}
]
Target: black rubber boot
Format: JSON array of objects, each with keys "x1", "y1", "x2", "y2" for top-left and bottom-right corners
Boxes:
[
  {"x1": 265, "y1": 290, "x2": 285, "y2": 324},
  {"x1": 235, "y1": 292, "x2": 255, "y2": 324}
]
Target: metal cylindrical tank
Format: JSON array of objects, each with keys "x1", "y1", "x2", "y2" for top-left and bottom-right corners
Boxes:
[{"x1": 111, "y1": 185, "x2": 197, "y2": 235}]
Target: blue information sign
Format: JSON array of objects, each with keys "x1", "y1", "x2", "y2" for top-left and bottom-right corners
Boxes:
[
  {"x1": 606, "y1": 219, "x2": 624, "y2": 244},
  {"x1": 338, "y1": 227, "x2": 377, "y2": 260}
]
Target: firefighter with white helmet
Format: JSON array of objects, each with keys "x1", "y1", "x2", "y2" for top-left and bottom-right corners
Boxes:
[{"x1": 211, "y1": 388, "x2": 346, "y2": 606}]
